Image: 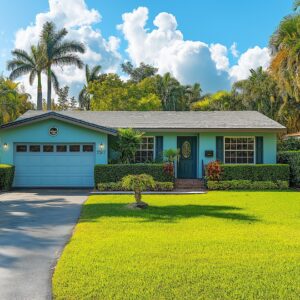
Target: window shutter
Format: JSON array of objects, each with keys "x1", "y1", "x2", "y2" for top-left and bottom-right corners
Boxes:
[
  {"x1": 155, "y1": 136, "x2": 163, "y2": 162},
  {"x1": 216, "y1": 136, "x2": 224, "y2": 162},
  {"x1": 256, "y1": 136, "x2": 264, "y2": 164}
]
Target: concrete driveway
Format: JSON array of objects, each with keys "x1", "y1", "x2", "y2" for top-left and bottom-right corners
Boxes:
[{"x1": 0, "y1": 189, "x2": 88, "y2": 300}]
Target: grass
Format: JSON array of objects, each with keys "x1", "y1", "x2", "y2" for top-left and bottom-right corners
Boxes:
[{"x1": 52, "y1": 191, "x2": 300, "y2": 300}]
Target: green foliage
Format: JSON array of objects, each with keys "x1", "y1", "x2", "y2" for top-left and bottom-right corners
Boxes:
[
  {"x1": 278, "y1": 151, "x2": 300, "y2": 186},
  {"x1": 163, "y1": 148, "x2": 180, "y2": 163},
  {"x1": 191, "y1": 91, "x2": 234, "y2": 111},
  {"x1": 121, "y1": 62, "x2": 158, "y2": 83},
  {"x1": 122, "y1": 174, "x2": 155, "y2": 202},
  {"x1": 278, "y1": 139, "x2": 300, "y2": 151},
  {"x1": 0, "y1": 164, "x2": 15, "y2": 191},
  {"x1": 113, "y1": 128, "x2": 144, "y2": 163},
  {"x1": 97, "y1": 181, "x2": 174, "y2": 192},
  {"x1": 94, "y1": 164, "x2": 173, "y2": 185},
  {"x1": 219, "y1": 164, "x2": 290, "y2": 182},
  {"x1": 0, "y1": 77, "x2": 34, "y2": 125},
  {"x1": 207, "y1": 180, "x2": 289, "y2": 190}
]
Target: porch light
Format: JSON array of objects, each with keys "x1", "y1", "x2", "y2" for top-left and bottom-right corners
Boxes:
[
  {"x1": 3, "y1": 143, "x2": 8, "y2": 150},
  {"x1": 99, "y1": 143, "x2": 104, "y2": 154}
]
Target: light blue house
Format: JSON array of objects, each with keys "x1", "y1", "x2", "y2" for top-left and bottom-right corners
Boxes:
[{"x1": 0, "y1": 110, "x2": 285, "y2": 187}]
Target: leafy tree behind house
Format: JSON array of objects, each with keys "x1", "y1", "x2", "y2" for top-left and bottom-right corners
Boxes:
[
  {"x1": 121, "y1": 62, "x2": 158, "y2": 83},
  {"x1": 0, "y1": 77, "x2": 34, "y2": 125}
]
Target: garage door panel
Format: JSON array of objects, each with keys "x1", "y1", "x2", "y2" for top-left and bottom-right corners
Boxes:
[{"x1": 14, "y1": 144, "x2": 95, "y2": 187}]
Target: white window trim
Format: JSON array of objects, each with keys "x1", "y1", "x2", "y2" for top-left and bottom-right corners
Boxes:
[
  {"x1": 135, "y1": 136, "x2": 155, "y2": 163},
  {"x1": 223, "y1": 136, "x2": 256, "y2": 164}
]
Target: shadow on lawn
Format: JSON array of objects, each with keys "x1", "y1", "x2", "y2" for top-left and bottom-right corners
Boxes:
[{"x1": 81, "y1": 203, "x2": 259, "y2": 223}]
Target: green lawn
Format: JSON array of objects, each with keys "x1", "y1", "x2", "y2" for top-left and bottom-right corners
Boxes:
[{"x1": 52, "y1": 192, "x2": 300, "y2": 300}]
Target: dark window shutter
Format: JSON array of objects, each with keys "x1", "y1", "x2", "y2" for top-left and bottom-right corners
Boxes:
[
  {"x1": 216, "y1": 136, "x2": 224, "y2": 163},
  {"x1": 155, "y1": 136, "x2": 163, "y2": 162},
  {"x1": 256, "y1": 136, "x2": 264, "y2": 164}
]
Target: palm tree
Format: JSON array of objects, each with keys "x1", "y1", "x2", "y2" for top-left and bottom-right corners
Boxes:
[
  {"x1": 40, "y1": 21, "x2": 85, "y2": 110},
  {"x1": 269, "y1": 14, "x2": 300, "y2": 102},
  {"x1": 7, "y1": 45, "x2": 47, "y2": 110},
  {"x1": 79, "y1": 64, "x2": 101, "y2": 110}
]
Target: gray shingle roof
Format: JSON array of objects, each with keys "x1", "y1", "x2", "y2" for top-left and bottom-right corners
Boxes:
[{"x1": 8, "y1": 110, "x2": 286, "y2": 132}]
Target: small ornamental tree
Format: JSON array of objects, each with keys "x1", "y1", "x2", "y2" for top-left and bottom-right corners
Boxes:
[
  {"x1": 206, "y1": 160, "x2": 222, "y2": 181},
  {"x1": 122, "y1": 174, "x2": 155, "y2": 208}
]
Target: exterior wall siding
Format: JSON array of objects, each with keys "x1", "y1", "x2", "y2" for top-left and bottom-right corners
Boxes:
[{"x1": 0, "y1": 119, "x2": 108, "y2": 165}]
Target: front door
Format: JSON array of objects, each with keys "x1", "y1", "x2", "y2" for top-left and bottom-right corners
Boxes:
[{"x1": 177, "y1": 136, "x2": 197, "y2": 179}]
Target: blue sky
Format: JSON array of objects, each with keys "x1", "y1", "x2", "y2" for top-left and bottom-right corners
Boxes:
[{"x1": 0, "y1": 0, "x2": 293, "y2": 97}]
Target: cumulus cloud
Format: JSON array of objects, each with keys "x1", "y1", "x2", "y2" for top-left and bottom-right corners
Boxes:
[
  {"x1": 118, "y1": 7, "x2": 271, "y2": 93},
  {"x1": 229, "y1": 46, "x2": 271, "y2": 81},
  {"x1": 118, "y1": 7, "x2": 230, "y2": 92},
  {"x1": 13, "y1": 0, "x2": 121, "y2": 101}
]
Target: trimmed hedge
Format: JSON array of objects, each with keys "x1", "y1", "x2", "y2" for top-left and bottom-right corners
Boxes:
[
  {"x1": 97, "y1": 181, "x2": 174, "y2": 192},
  {"x1": 207, "y1": 180, "x2": 289, "y2": 190},
  {"x1": 94, "y1": 164, "x2": 173, "y2": 185},
  {"x1": 278, "y1": 151, "x2": 300, "y2": 186},
  {"x1": 0, "y1": 164, "x2": 15, "y2": 191},
  {"x1": 220, "y1": 164, "x2": 289, "y2": 182}
]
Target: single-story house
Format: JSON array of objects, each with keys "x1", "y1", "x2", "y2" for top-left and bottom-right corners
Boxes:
[{"x1": 0, "y1": 110, "x2": 285, "y2": 188}]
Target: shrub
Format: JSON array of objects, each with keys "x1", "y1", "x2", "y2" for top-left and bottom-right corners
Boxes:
[
  {"x1": 278, "y1": 139, "x2": 300, "y2": 151},
  {"x1": 207, "y1": 180, "x2": 289, "y2": 190},
  {"x1": 220, "y1": 164, "x2": 289, "y2": 182},
  {"x1": 0, "y1": 164, "x2": 15, "y2": 191},
  {"x1": 97, "y1": 181, "x2": 174, "y2": 192},
  {"x1": 163, "y1": 163, "x2": 174, "y2": 177},
  {"x1": 206, "y1": 161, "x2": 222, "y2": 181},
  {"x1": 94, "y1": 164, "x2": 173, "y2": 185},
  {"x1": 278, "y1": 151, "x2": 300, "y2": 186}
]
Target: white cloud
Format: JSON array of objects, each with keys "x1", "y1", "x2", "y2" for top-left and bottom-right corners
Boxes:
[
  {"x1": 118, "y1": 7, "x2": 230, "y2": 93},
  {"x1": 118, "y1": 7, "x2": 271, "y2": 93},
  {"x1": 229, "y1": 46, "x2": 271, "y2": 81},
  {"x1": 230, "y1": 42, "x2": 239, "y2": 58},
  {"x1": 210, "y1": 43, "x2": 229, "y2": 71},
  {"x1": 13, "y1": 0, "x2": 121, "y2": 101}
]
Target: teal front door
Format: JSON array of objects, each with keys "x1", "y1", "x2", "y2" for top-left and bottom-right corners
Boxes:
[{"x1": 177, "y1": 136, "x2": 197, "y2": 179}]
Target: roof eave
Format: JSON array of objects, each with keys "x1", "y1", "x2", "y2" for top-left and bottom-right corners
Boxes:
[{"x1": 0, "y1": 112, "x2": 117, "y2": 136}]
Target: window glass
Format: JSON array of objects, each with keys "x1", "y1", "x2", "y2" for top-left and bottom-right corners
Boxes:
[
  {"x1": 16, "y1": 145, "x2": 27, "y2": 152},
  {"x1": 69, "y1": 145, "x2": 80, "y2": 152},
  {"x1": 83, "y1": 145, "x2": 94, "y2": 152},
  {"x1": 224, "y1": 137, "x2": 255, "y2": 164},
  {"x1": 29, "y1": 145, "x2": 41, "y2": 152},
  {"x1": 43, "y1": 145, "x2": 54, "y2": 152},
  {"x1": 56, "y1": 145, "x2": 67, "y2": 152},
  {"x1": 135, "y1": 137, "x2": 154, "y2": 163}
]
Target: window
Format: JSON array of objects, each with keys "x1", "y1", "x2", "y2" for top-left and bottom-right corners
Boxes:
[
  {"x1": 43, "y1": 145, "x2": 54, "y2": 152},
  {"x1": 56, "y1": 145, "x2": 67, "y2": 152},
  {"x1": 29, "y1": 145, "x2": 41, "y2": 152},
  {"x1": 224, "y1": 137, "x2": 255, "y2": 164},
  {"x1": 16, "y1": 145, "x2": 27, "y2": 152},
  {"x1": 135, "y1": 137, "x2": 154, "y2": 163},
  {"x1": 83, "y1": 145, "x2": 94, "y2": 152},
  {"x1": 69, "y1": 145, "x2": 80, "y2": 152}
]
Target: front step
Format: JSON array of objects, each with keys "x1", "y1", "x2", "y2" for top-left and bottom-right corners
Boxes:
[{"x1": 175, "y1": 179, "x2": 205, "y2": 189}]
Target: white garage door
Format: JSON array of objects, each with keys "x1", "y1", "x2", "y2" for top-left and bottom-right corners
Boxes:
[{"x1": 14, "y1": 143, "x2": 95, "y2": 187}]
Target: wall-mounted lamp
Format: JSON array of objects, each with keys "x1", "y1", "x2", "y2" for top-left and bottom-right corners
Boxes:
[
  {"x1": 99, "y1": 143, "x2": 104, "y2": 154},
  {"x1": 3, "y1": 143, "x2": 8, "y2": 150}
]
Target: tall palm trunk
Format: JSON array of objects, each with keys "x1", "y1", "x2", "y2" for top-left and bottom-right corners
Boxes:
[
  {"x1": 47, "y1": 66, "x2": 52, "y2": 110},
  {"x1": 37, "y1": 72, "x2": 43, "y2": 110}
]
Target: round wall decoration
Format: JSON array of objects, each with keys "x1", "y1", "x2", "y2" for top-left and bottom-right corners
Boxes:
[
  {"x1": 49, "y1": 127, "x2": 58, "y2": 136},
  {"x1": 182, "y1": 141, "x2": 191, "y2": 158}
]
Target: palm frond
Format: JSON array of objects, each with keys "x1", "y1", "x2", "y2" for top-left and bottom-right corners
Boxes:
[
  {"x1": 52, "y1": 54, "x2": 84, "y2": 68},
  {"x1": 90, "y1": 65, "x2": 101, "y2": 81},
  {"x1": 51, "y1": 70, "x2": 60, "y2": 93},
  {"x1": 29, "y1": 70, "x2": 37, "y2": 85},
  {"x1": 53, "y1": 40, "x2": 85, "y2": 57},
  {"x1": 85, "y1": 65, "x2": 90, "y2": 82},
  {"x1": 8, "y1": 65, "x2": 33, "y2": 80},
  {"x1": 10, "y1": 49, "x2": 35, "y2": 65}
]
